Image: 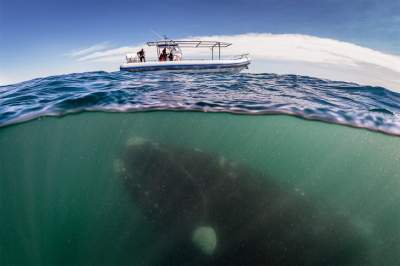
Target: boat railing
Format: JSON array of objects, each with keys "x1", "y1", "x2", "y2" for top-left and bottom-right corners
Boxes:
[{"x1": 125, "y1": 54, "x2": 249, "y2": 63}]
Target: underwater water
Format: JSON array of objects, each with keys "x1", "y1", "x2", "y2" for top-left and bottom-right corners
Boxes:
[{"x1": 1, "y1": 72, "x2": 400, "y2": 265}]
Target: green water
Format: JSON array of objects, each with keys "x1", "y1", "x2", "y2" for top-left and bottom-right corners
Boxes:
[{"x1": 1, "y1": 111, "x2": 400, "y2": 265}]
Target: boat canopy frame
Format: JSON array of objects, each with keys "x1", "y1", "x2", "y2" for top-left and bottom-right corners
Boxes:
[{"x1": 146, "y1": 40, "x2": 232, "y2": 60}]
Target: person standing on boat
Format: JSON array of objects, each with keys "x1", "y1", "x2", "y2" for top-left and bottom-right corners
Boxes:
[
  {"x1": 137, "y1": 48, "x2": 145, "y2": 62},
  {"x1": 159, "y1": 48, "x2": 167, "y2": 61},
  {"x1": 168, "y1": 50, "x2": 174, "y2": 61}
]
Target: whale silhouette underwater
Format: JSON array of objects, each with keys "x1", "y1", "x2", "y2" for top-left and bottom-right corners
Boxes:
[{"x1": 116, "y1": 138, "x2": 370, "y2": 266}]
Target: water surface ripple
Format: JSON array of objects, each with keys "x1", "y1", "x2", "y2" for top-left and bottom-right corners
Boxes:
[{"x1": 1, "y1": 71, "x2": 400, "y2": 135}]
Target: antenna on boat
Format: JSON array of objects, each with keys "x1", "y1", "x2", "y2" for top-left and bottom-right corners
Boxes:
[{"x1": 150, "y1": 29, "x2": 165, "y2": 40}]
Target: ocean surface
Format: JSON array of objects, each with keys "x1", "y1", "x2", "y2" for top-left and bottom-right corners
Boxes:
[
  {"x1": 1, "y1": 71, "x2": 400, "y2": 134},
  {"x1": 1, "y1": 71, "x2": 400, "y2": 265}
]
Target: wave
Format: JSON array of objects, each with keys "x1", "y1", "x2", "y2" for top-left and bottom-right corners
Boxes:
[{"x1": 1, "y1": 71, "x2": 400, "y2": 135}]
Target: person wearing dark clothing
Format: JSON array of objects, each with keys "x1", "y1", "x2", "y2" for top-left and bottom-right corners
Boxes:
[
  {"x1": 168, "y1": 51, "x2": 174, "y2": 61},
  {"x1": 159, "y1": 48, "x2": 167, "y2": 61},
  {"x1": 137, "y1": 49, "x2": 145, "y2": 62}
]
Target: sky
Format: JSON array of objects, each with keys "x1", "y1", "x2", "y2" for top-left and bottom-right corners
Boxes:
[{"x1": 0, "y1": 0, "x2": 399, "y2": 89}]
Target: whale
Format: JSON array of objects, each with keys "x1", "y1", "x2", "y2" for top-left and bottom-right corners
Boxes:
[{"x1": 116, "y1": 137, "x2": 370, "y2": 265}]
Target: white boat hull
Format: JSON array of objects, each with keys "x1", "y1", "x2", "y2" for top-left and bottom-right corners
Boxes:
[{"x1": 120, "y1": 58, "x2": 250, "y2": 73}]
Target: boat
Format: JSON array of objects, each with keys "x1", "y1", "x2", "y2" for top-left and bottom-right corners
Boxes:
[{"x1": 120, "y1": 39, "x2": 250, "y2": 73}]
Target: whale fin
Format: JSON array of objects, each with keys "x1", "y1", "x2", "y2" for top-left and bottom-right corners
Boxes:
[{"x1": 192, "y1": 226, "x2": 217, "y2": 256}]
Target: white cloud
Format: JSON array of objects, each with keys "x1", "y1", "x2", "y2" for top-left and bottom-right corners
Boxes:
[
  {"x1": 77, "y1": 46, "x2": 135, "y2": 62},
  {"x1": 69, "y1": 33, "x2": 400, "y2": 91},
  {"x1": 0, "y1": 74, "x2": 13, "y2": 87},
  {"x1": 68, "y1": 42, "x2": 110, "y2": 57},
  {"x1": 4, "y1": 33, "x2": 400, "y2": 91},
  {"x1": 190, "y1": 33, "x2": 400, "y2": 73}
]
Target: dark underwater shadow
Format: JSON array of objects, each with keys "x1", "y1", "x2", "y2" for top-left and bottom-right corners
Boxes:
[{"x1": 116, "y1": 137, "x2": 371, "y2": 266}]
